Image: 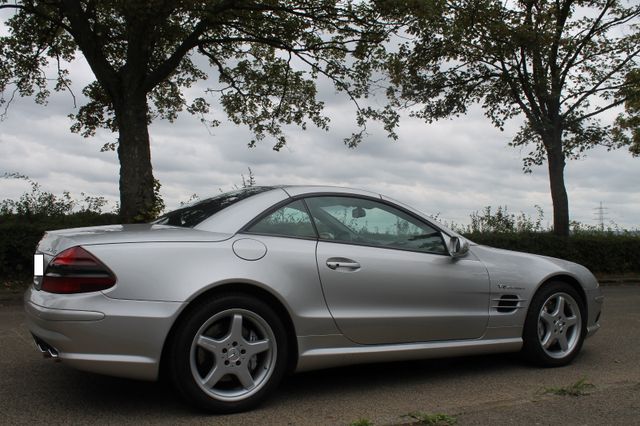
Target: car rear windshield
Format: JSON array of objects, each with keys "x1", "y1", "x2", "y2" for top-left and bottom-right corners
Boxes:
[{"x1": 153, "y1": 186, "x2": 274, "y2": 228}]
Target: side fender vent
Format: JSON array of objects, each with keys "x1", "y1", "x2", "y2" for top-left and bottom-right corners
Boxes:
[{"x1": 492, "y1": 294, "x2": 526, "y2": 313}]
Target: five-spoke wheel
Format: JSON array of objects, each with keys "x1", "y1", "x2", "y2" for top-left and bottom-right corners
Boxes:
[
  {"x1": 523, "y1": 282, "x2": 586, "y2": 367},
  {"x1": 170, "y1": 294, "x2": 288, "y2": 413}
]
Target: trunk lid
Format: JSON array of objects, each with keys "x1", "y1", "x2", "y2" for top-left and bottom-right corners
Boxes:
[{"x1": 36, "y1": 224, "x2": 233, "y2": 256}]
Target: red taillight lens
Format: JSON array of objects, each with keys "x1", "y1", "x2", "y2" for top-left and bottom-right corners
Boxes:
[{"x1": 42, "y1": 246, "x2": 116, "y2": 294}]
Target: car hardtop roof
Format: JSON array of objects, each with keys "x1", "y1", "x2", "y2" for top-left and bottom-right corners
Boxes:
[{"x1": 272, "y1": 185, "x2": 382, "y2": 199}]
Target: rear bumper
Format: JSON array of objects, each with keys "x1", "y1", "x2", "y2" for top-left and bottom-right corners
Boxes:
[{"x1": 24, "y1": 287, "x2": 183, "y2": 381}]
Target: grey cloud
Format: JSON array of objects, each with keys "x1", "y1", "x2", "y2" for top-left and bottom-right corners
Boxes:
[{"x1": 0, "y1": 58, "x2": 638, "y2": 229}]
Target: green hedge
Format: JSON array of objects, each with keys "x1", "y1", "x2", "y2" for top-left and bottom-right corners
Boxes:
[
  {"x1": 465, "y1": 232, "x2": 640, "y2": 274},
  {"x1": 0, "y1": 212, "x2": 119, "y2": 283},
  {"x1": 1, "y1": 217, "x2": 638, "y2": 285}
]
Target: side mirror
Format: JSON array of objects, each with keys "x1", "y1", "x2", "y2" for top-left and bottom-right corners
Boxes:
[
  {"x1": 352, "y1": 207, "x2": 366, "y2": 218},
  {"x1": 448, "y1": 236, "x2": 469, "y2": 258}
]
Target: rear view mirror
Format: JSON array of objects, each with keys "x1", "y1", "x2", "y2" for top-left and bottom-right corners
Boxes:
[{"x1": 352, "y1": 207, "x2": 366, "y2": 218}]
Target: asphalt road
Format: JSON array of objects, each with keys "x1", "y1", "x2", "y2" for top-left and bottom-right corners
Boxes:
[{"x1": 1, "y1": 286, "x2": 638, "y2": 425}]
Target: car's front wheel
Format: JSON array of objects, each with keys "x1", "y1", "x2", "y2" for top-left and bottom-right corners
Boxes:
[
  {"x1": 169, "y1": 294, "x2": 288, "y2": 413},
  {"x1": 522, "y1": 282, "x2": 586, "y2": 367}
]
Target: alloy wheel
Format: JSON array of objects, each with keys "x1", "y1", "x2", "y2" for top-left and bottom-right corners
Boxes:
[
  {"x1": 189, "y1": 308, "x2": 277, "y2": 401},
  {"x1": 537, "y1": 292, "x2": 582, "y2": 359}
]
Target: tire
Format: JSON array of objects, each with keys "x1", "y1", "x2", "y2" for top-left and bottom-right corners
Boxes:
[
  {"x1": 522, "y1": 282, "x2": 586, "y2": 367},
  {"x1": 168, "y1": 293, "x2": 289, "y2": 413}
]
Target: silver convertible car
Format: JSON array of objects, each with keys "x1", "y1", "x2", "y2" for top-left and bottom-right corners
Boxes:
[{"x1": 25, "y1": 186, "x2": 603, "y2": 412}]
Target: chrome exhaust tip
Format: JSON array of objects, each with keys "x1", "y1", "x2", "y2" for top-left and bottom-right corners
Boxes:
[{"x1": 32, "y1": 335, "x2": 60, "y2": 361}]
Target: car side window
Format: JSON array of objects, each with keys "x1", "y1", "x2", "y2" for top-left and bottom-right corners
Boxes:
[
  {"x1": 247, "y1": 199, "x2": 317, "y2": 239},
  {"x1": 305, "y1": 196, "x2": 447, "y2": 254}
]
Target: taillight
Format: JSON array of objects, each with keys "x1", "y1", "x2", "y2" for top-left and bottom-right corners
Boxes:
[{"x1": 42, "y1": 246, "x2": 116, "y2": 294}]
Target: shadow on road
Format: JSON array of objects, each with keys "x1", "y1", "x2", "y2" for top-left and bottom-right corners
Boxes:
[{"x1": 33, "y1": 351, "x2": 526, "y2": 415}]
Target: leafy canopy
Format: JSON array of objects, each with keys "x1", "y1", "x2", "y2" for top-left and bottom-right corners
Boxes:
[
  {"x1": 0, "y1": 1, "x2": 403, "y2": 150},
  {"x1": 613, "y1": 68, "x2": 640, "y2": 156},
  {"x1": 384, "y1": 0, "x2": 640, "y2": 170}
]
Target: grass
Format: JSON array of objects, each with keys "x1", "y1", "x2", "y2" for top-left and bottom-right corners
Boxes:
[
  {"x1": 349, "y1": 419, "x2": 374, "y2": 426},
  {"x1": 2, "y1": 277, "x2": 30, "y2": 291},
  {"x1": 541, "y1": 378, "x2": 595, "y2": 396},
  {"x1": 402, "y1": 412, "x2": 457, "y2": 425}
]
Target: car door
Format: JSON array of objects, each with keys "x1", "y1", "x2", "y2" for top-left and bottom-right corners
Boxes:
[{"x1": 306, "y1": 195, "x2": 490, "y2": 345}]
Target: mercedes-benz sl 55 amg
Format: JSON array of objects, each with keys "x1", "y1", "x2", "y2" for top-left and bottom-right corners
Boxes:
[{"x1": 25, "y1": 186, "x2": 603, "y2": 412}]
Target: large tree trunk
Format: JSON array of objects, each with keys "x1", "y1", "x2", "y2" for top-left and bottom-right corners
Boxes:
[
  {"x1": 115, "y1": 96, "x2": 156, "y2": 223},
  {"x1": 544, "y1": 134, "x2": 570, "y2": 237}
]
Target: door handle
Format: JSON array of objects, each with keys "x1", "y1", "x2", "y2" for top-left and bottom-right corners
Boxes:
[{"x1": 326, "y1": 258, "x2": 361, "y2": 271}]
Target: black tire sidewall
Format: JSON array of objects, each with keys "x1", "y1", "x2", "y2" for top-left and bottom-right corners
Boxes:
[
  {"x1": 169, "y1": 294, "x2": 289, "y2": 413},
  {"x1": 522, "y1": 282, "x2": 587, "y2": 367}
]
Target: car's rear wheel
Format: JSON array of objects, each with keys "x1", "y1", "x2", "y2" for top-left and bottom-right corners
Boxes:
[
  {"x1": 522, "y1": 282, "x2": 586, "y2": 367},
  {"x1": 169, "y1": 294, "x2": 288, "y2": 413}
]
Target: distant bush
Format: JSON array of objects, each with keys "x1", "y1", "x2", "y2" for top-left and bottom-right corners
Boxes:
[
  {"x1": 464, "y1": 205, "x2": 545, "y2": 233},
  {"x1": 0, "y1": 212, "x2": 120, "y2": 282},
  {"x1": 0, "y1": 173, "x2": 119, "y2": 284},
  {"x1": 1, "y1": 174, "x2": 638, "y2": 286},
  {"x1": 455, "y1": 204, "x2": 639, "y2": 274},
  {"x1": 465, "y1": 232, "x2": 640, "y2": 274}
]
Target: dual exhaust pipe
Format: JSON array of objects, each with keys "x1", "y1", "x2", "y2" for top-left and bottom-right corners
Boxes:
[{"x1": 32, "y1": 335, "x2": 60, "y2": 361}]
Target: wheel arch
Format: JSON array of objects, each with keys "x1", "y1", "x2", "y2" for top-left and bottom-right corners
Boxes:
[
  {"x1": 531, "y1": 274, "x2": 589, "y2": 327},
  {"x1": 534, "y1": 274, "x2": 588, "y2": 317},
  {"x1": 159, "y1": 282, "x2": 299, "y2": 379}
]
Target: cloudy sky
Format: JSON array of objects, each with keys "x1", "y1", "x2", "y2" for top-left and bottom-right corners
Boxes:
[{"x1": 1, "y1": 27, "x2": 638, "y2": 230}]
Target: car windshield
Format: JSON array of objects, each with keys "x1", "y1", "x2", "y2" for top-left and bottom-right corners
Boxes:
[{"x1": 154, "y1": 186, "x2": 274, "y2": 228}]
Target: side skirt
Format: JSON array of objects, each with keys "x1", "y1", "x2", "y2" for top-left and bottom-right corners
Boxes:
[{"x1": 295, "y1": 336, "x2": 523, "y2": 372}]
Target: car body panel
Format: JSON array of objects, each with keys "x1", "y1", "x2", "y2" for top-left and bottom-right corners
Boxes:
[
  {"x1": 316, "y1": 240, "x2": 491, "y2": 344},
  {"x1": 37, "y1": 224, "x2": 233, "y2": 255},
  {"x1": 196, "y1": 188, "x2": 290, "y2": 233},
  {"x1": 89, "y1": 236, "x2": 338, "y2": 337},
  {"x1": 296, "y1": 335, "x2": 523, "y2": 372},
  {"x1": 472, "y1": 245, "x2": 602, "y2": 329},
  {"x1": 25, "y1": 286, "x2": 181, "y2": 380},
  {"x1": 282, "y1": 185, "x2": 383, "y2": 199}
]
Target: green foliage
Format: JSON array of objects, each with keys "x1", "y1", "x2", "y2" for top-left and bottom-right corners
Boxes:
[
  {"x1": 180, "y1": 167, "x2": 258, "y2": 205},
  {"x1": 466, "y1": 232, "x2": 640, "y2": 274},
  {"x1": 464, "y1": 205, "x2": 545, "y2": 234},
  {"x1": 0, "y1": 211, "x2": 120, "y2": 285},
  {"x1": 386, "y1": 0, "x2": 640, "y2": 162},
  {"x1": 403, "y1": 411, "x2": 457, "y2": 425},
  {"x1": 2, "y1": 174, "x2": 638, "y2": 285},
  {"x1": 0, "y1": 173, "x2": 119, "y2": 284},
  {"x1": 541, "y1": 378, "x2": 595, "y2": 397},
  {"x1": 383, "y1": 0, "x2": 640, "y2": 236},
  {"x1": 132, "y1": 178, "x2": 165, "y2": 223},
  {"x1": 241, "y1": 167, "x2": 256, "y2": 189},
  {"x1": 0, "y1": 1, "x2": 405, "y2": 221},
  {"x1": 452, "y1": 206, "x2": 640, "y2": 274},
  {"x1": 0, "y1": 1, "x2": 401, "y2": 150},
  {"x1": 613, "y1": 69, "x2": 640, "y2": 157},
  {"x1": 180, "y1": 193, "x2": 200, "y2": 207},
  {"x1": 0, "y1": 172, "x2": 112, "y2": 216}
]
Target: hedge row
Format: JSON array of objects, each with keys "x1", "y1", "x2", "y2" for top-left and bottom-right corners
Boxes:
[
  {"x1": 1, "y1": 214, "x2": 639, "y2": 283},
  {"x1": 0, "y1": 213, "x2": 119, "y2": 282},
  {"x1": 465, "y1": 232, "x2": 640, "y2": 274}
]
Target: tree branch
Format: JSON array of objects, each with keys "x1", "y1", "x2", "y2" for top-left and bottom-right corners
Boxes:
[
  {"x1": 565, "y1": 47, "x2": 640, "y2": 116},
  {"x1": 0, "y1": 3, "x2": 72, "y2": 32},
  {"x1": 59, "y1": 0, "x2": 120, "y2": 101},
  {"x1": 142, "y1": 19, "x2": 209, "y2": 92},
  {"x1": 571, "y1": 98, "x2": 626, "y2": 123}
]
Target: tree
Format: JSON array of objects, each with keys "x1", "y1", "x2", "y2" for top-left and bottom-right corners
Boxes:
[
  {"x1": 0, "y1": 1, "x2": 400, "y2": 222},
  {"x1": 385, "y1": 0, "x2": 640, "y2": 236},
  {"x1": 613, "y1": 68, "x2": 640, "y2": 155}
]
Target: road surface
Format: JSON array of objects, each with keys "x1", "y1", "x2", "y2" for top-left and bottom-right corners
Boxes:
[{"x1": 1, "y1": 286, "x2": 638, "y2": 425}]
